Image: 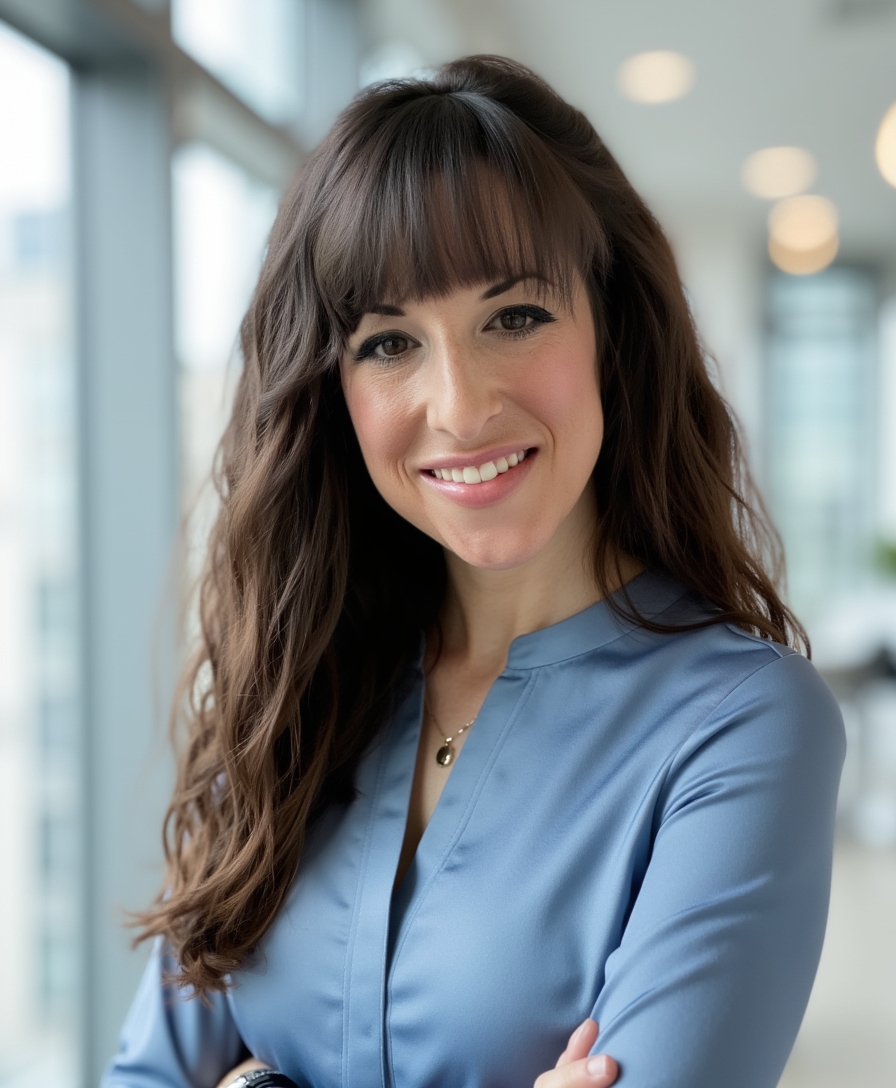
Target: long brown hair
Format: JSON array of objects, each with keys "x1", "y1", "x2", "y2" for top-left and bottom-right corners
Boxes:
[{"x1": 135, "y1": 55, "x2": 805, "y2": 992}]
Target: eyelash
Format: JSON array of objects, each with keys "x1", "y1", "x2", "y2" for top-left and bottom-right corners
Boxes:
[{"x1": 352, "y1": 304, "x2": 556, "y2": 364}]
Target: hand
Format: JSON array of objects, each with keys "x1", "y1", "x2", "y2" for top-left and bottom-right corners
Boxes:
[
  {"x1": 215, "y1": 1058, "x2": 271, "y2": 1088},
  {"x1": 535, "y1": 1019, "x2": 619, "y2": 1088}
]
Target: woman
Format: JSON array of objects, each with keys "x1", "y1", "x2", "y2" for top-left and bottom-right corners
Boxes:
[{"x1": 105, "y1": 56, "x2": 844, "y2": 1088}]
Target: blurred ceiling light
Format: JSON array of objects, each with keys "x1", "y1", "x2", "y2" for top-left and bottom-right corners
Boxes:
[
  {"x1": 741, "y1": 146, "x2": 817, "y2": 199},
  {"x1": 768, "y1": 233, "x2": 839, "y2": 275},
  {"x1": 767, "y1": 195, "x2": 839, "y2": 276},
  {"x1": 616, "y1": 51, "x2": 696, "y2": 104},
  {"x1": 768, "y1": 194, "x2": 838, "y2": 251},
  {"x1": 875, "y1": 101, "x2": 896, "y2": 187}
]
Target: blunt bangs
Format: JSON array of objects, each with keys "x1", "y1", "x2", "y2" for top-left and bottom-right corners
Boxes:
[{"x1": 310, "y1": 84, "x2": 609, "y2": 339}]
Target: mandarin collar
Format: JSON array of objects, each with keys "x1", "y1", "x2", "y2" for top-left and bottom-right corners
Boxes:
[
  {"x1": 414, "y1": 570, "x2": 691, "y2": 674},
  {"x1": 505, "y1": 570, "x2": 689, "y2": 670}
]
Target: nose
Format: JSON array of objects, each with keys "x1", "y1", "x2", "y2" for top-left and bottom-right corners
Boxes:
[{"x1": 424, "y1": 335, "x2": 502, "y2": 441}]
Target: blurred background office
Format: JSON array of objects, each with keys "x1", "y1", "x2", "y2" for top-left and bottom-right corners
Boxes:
[{"x1": 0, "y1": 1, "x2": 894, "y2": 1086}]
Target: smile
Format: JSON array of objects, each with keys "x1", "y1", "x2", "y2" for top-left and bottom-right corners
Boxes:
[{"x1": 427, "y1": 448, "x2": 530, "y2": 485}]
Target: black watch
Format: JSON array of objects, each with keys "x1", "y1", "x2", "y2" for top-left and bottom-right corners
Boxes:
[{"x1": 227, "y1": 1071, "x2": 300, "y2": 1088}]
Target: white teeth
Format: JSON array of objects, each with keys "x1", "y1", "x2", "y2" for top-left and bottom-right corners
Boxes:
[{"x1": 431, "y1": 448, "x2": 531, "y2": 484}]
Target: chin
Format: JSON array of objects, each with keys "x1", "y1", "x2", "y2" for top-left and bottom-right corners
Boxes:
[{"x1": 443, "y1": 525, "x2": 554, "y2": 571}]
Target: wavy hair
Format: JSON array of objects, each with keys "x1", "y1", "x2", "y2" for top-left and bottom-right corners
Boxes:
[{"x1": 135, "y1": 55, "x2": 806, "y2": 992}]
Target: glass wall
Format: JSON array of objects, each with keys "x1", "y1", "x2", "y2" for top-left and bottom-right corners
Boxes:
[
  {"x1": 0, "y1": 0, "x2": 359, "y2": 1082},
  {"x1": 172, "y1": 141, "x2": 280, "y2": 589},
  {"x1": 0, "y1": 22, "x2": 79, "y2": 1088},
  {"x1": 765, "y1": 271, "x2": 896, "y2": 1088},
  {"x1": 766, "y1": 268, "x2": 879, "y2": 622}
]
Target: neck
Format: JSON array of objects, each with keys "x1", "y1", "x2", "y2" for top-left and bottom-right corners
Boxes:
[{"x1": 433, "y1": 490, "x2": 642, "y2": 679}]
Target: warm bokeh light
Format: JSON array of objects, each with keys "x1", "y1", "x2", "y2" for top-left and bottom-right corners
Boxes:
[
  {"x1": 768, "y1": 233, "x2": 839, "y2": 275},
  {"x1": 616, "y1": 50, "x2": 696, "y2": 104},
  {"x1": 768, "y1": 194, "x2": 838, "y2": 251},
  {"x1": 741, "y1": 146, "x2": 817, "y2": 200},
  {"x1": 767, "y1": 194, "x2": 839, "y2": 275},
  {"x1": 875, "y1": 101, "x2": 896, "y2": 188}
]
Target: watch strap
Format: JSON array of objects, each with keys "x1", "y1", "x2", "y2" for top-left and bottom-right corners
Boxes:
[{"x1": 230, "y1": 1071, "x2": 300, "y2": 1088}]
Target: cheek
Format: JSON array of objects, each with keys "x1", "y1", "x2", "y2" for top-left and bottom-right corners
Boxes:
[
  {"x1": 520, "y1": 340, "x2": 603, "y2": 458},
  {"x1": 342, "y1": 376, "x2": 415, "y2": 484}
]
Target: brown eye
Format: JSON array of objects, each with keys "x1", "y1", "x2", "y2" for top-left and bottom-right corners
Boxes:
[
  {"x1": 489, "y1": 304, "x2": 555, "y2": 337},
  {"x1": 353, "y1": 330, "x2": 417, "y2": 363},
  {"x1": 380, "y1": 335, "x2": 408, "y2": 356},
  {"x1": 499, "y1": 311, "x2": 529, "y2": 331}
]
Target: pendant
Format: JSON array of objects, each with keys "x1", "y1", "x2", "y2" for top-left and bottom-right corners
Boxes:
[{"x1": 436, "y1": 743, "x2": 454, "y2": 766}]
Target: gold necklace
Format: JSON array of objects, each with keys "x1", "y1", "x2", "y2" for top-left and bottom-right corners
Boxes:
[{"x1": 425, "y1": 700, "x2": 476, "y2": 767}]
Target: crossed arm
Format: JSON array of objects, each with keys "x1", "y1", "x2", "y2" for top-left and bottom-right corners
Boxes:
[{"x1": 214, "y1": 1020, "x2": 619, "y2": 1088}]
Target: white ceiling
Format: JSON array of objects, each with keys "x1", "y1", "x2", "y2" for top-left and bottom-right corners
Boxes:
[{"x1": 361, "y1": 0, "x2": 896, "y2": 271}]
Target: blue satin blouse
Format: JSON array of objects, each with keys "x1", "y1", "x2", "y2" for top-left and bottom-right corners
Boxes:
[{"x1": 103, "y1": 572, "x2": 845, "y2": 1088}]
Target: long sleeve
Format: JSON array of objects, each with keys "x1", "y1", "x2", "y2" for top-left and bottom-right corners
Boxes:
[
  {"x1": 589, "y1": 650, "x2": 846, "y2": 1087},
  {"x1": 100, "y1": 575, "x2": 847, "y2": 1088},
  {"x1": 101, "y1": 938, "x2": 250, "y2": 1088}
]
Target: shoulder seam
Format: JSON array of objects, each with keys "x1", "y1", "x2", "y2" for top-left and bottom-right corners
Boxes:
[
  {"x1": 721, "y1": 621, "x2": 794, "y2": 658},
  {"x1": 662, "y1": 651, "x2": 809, "y2": 781}
]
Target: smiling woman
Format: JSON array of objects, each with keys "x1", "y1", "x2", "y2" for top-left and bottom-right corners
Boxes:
[{"x1": 105, "y1": 56, "x2": 843, "y2": 1088}]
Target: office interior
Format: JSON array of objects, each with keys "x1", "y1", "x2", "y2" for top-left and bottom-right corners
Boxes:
[{"x1": 0, "y1": 1, "x2": 894, "y2": 1086}]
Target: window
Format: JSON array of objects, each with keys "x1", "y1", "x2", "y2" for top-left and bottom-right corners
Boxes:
[
  {"x1": 766, "y1": 267, "x2": 878, "y2": 620},
  {"x1": 173, "y1": 142, "x2": 279, "y2": 585},
  {"x1": 0, "y1": 21, "x2": 79, "y2": 1088},
  {"x1": 172, "y1": 0, "x2": 305, "y2": 125},
  {"x1": 0, "y1": 1, "x2": 357, "y2": 1083}
]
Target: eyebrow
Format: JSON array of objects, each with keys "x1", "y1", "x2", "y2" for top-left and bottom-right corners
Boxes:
[
  {"x1": 368, "y1": 303, "x2": 406, "y2": 316},
  {"x1": 480, "y1": 274, "x2": 548, "y2": 300},
  {"x1": 366, "y1": 274, "x2": 549, "y2": 317}
]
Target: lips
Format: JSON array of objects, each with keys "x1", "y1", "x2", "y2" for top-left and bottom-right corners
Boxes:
[{"x1": 420, "y1": 446, "x2": 537, "y2": 509}]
